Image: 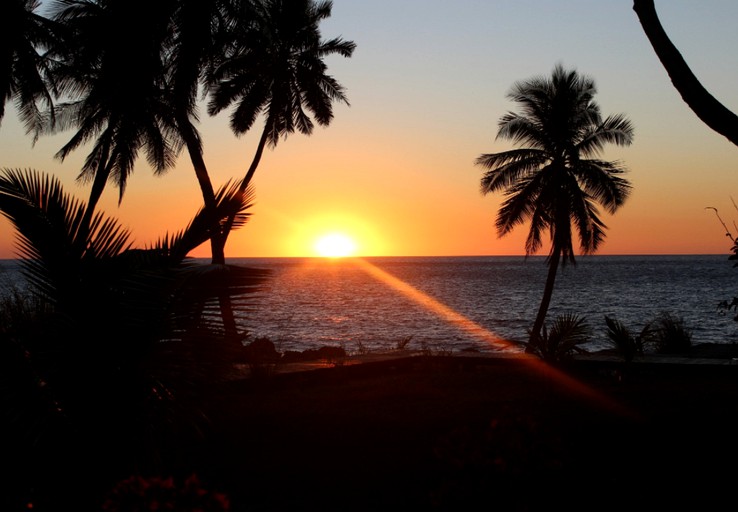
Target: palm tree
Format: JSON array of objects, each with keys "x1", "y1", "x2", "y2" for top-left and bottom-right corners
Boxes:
[
  {"x1": 167, "y1": 0, "x2": 246, "y2": 264},
  {"x1": 0, "y1": 166, "x2": 263, "y2": 372},
  {"x1": 476, "y1": 64, "x2": 634, "y2": 343},
  {"x1": 0, "y1": 166, "x2": 268, "y2": 509},
  {"x1": 0, "y1": 0, "x2": 60, "y2": 133},
  {"x1": 604, "y1": 315, "x2": 653, "y2": 362},
  {"x1": 45, "y1": 0, "x2": 182, "y2": 235},
  {"x1": 40, "y1": 0, "x2": 242, "y2": 264},
  {"x1": 206, "y1": 0, "x2": 356, "y2": 254},
  {"x1": 526, "y1": 312, "x2": 591, "y2": 363},
  {"x1": 40, "y1": 2, "x2": 271, "y2": 337}
]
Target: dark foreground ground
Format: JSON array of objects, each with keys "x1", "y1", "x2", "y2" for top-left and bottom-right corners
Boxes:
[
  {"x1": 202, "y1": 349, "x2": 738, "y2": 511},
  {"x1": 6, "y1": 346, "x2": 738, "y2": 511}
]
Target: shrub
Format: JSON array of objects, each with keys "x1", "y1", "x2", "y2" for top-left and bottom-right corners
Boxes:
[
  {"x1": 604, "y1": 316, "x2": 652, "y2": 362},
  {"x1": 395, "y1": 335, "x2": 413, "y2": 350},
  {"x1": 525, "y1": 313, "x2": 591, "y2": 363},
  {"x1": 647, "y1": 312, "x2": 692, "y2": 354}
]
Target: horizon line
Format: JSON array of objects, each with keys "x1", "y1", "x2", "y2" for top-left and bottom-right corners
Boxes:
[
  {"x1": 201, "y1": 252, "x2": 731, "y2": 259},
  {"x1": 0, "y1": 252, "x2": 732, "y2": 262}
]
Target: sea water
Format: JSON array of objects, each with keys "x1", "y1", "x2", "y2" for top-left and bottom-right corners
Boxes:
[
  {"x1": 3, "y1": 255, "x2": 737, "y2": 354},
  {"x1": 227, "y1": 254, "x2": 738, "y2": 354}
]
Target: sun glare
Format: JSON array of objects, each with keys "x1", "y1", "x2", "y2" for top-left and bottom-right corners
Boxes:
[{"x1": 314, "y1": 233, "x2": 357, "y2": 258}]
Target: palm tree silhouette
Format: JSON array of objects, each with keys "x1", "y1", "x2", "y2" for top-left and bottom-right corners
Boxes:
[
  {"x1": 167, "y1": 0, "x2": 244, "y2": 264},
  {"x1": 11, "y1": 1, "x2": 354, "y2": 338},
  {"x1": 0, "y1": 167, "x2": 262, "y2": 346},
  {"x1": 46, "y1": 0, "x2": 181, "y2": 235},
  {"x1": 476, "y1": 64, "x2": 633, "y2": 343},
  {"x1": 206, "y1": 0, "x2": 356, "y2": 254},
  {"x1": 0, "y1": 0, "x2": 60, "y2": 133},
  {"x1": 0, "y1": 167, "x2": 268, "y2": 508},
  {"x1": 41, "y1": 1, "x2": 354, "y2": 264},
  {"x1": 22, "y1": 1, "x2": 248, "y2": 338}
]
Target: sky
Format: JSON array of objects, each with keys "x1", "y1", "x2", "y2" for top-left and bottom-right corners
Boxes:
[{"x1": 2, "y1": 0, "x2": 738, "y2": 259}]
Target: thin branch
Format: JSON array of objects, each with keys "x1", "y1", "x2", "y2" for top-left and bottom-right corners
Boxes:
[{"x1": 705, "y1": 206, "x2": 734, "y2": 240}]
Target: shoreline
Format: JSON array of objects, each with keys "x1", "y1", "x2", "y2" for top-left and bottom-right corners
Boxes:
[{"x1": 231, "y1": 340, "x2": 738, "y2": 380}]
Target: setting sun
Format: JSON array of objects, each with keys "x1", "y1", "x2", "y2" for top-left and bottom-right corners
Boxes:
[
  {"x1": 314, "y1": 233, "x2": 357, "y2": 258},
  {"x1": 276, "y1": 212, "x2": 386, "y2": 258}
]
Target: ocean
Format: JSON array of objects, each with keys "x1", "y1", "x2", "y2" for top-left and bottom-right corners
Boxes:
[
  {"x1": 227, "y1": 254, "x2": 738, "y2": 354},
  {"x1": 2, "y1": 255, "x2": 737, "y2": 354}
]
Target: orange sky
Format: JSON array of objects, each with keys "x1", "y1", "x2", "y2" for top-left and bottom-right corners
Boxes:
[{"x1": 2, "y1": 1, "x2": 738, "y2": 259}]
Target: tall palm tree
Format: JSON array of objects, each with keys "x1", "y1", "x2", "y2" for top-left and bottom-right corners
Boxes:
[
  {"x1": 45, "y1": 1, "x2": 250, "y2": 264},
  {"x1": 40, "y1": 1, "x2": 260, "y2": 336},
  {"x1": 476, "y1": 64, "x2": 634, "y2": 343},
  {"x1": 45, "y1": 0, "x2": 182, "y2": 235},
  {"x1": 0, "y1": 0, "x2": 60, "y2": 134},
  {"x1": 207, "y1": 0, "x2": 356, "y2": 254}
]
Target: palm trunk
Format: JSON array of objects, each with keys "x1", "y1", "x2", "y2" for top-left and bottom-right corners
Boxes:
[
  {"x1": 239, "y1": 127, "x2": 270, "y2": 196},
  {"x1": 184, "y1": 124, "x2": 268, "y2": 343},
  {"x1": 633, "y1": 0, "x2": 738, "y2": 146},
  {"x1": 530, "y1": 248, "x2": 561, "y2": 342},
  {"x1": 214, "y1": 126, "x2": 270, "y2": 256},
  {"x1": 190, "y1": 123, "x2": 268, "y2": 339},
  {"x1": 178, "y1": 116, "x2": 226, "y2": 265},
  {"x1": 79, "y1": 140, "x2": 112, "y2": 249},
  {"x1": 82, "y1": 162, "x2": 108, "y2": 231},
  {"x1": 177, "y1": 117, "x2": 241, "y2": 338},
  {"x1": 207, "y1": 126, "x2": 269, "y2": 340}
]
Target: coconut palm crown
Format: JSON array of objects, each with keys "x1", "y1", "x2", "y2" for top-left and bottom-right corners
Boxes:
[
  {"x1": 0, "y1": 0, "x2": 60, "y2": 133},
  {"x1": 206, "y1": 0, "x2": 356, "y2": 252},
  {"x1": 476, "y1": 64, "x2": 634, "y2": 342},
  {"x1": 46, "y1": 0, "x2": 182, "y2": 218}
]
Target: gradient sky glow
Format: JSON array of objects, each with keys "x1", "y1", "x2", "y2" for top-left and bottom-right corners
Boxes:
[{"x1": 2, "y1": 0, "x2": 738, "y2": 258}]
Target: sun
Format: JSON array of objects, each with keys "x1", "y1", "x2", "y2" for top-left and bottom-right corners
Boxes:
[{"x1": 313, "y1": 233, "x2": 357, "y2": 258}]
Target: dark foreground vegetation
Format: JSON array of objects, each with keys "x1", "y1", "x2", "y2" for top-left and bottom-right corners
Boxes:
[{"x1": 4, "y1": 349, "x2": 738, "y2": 511}]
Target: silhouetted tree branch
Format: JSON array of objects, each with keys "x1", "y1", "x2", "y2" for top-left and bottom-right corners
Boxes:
[{"x1": 633, "y1": 0, "x2": 738, "y2": 147}]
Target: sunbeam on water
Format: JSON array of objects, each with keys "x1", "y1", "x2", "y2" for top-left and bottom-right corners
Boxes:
[
  {"x1": 3, "y1": 255, "x2": 738, "y2": 356},
  {"x1": 350, "y1": 258, "x2": 513, "y2": 352}
]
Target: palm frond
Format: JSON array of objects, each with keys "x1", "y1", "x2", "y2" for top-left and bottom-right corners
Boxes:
[
  {"x1": 574, "y1": 159, "x2": 632, "y2": 213},
  {"x1": 0, "y1": 167, "x2": 86, "y2": 258},
  {"x1": 526, "y1": 313, "x2": 591, "y2": 362},
  {"x1": 207, "y1": 0, "x2": 354, "y2": 147},
  {"x1": 604, "y1": 315, "x2": 637, "y2": 362},
  {"x1": 478, "y1": 149, "x2": 548, "y2": 196},
  {"x1": 151, "y1": 180, "x2": 255, "y2": 263}
]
